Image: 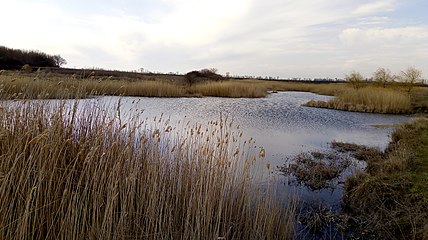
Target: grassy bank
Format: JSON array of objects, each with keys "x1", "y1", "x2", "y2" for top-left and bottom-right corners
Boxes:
[
  {"x1": 0, "y1": 100, "x2": 296, "y2": 239},
  {"x1": 343, "y1": 119, "x2": 428, "y2": 239}
]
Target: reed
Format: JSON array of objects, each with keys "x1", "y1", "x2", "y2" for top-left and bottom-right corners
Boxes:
[
  {"x1": 190, "y1": 81, "x2": 268, "y2": 98},
  {"x1": 305, "y1": 87, "x2": 413, "y2": 114},
  {"x1": 0, "y1": 100, "x2": 296, "y2": 240}
]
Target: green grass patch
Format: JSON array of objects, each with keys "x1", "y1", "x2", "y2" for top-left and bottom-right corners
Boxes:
[{"x1": 410, "y1": 122, "x2": 428, "y2": 203}]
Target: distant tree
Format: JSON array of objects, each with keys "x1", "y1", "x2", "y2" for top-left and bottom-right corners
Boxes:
[
  {"x1": 345, "y1": 71, "x2": 365, "y2": 89},
  {"x1": 373, "y1": 68, "x2": 395, "y2": 88},
  {"x1": 0, "y1": 45, "x2": 66, "y2": 69},
  {"x1": 184, "y1": 71, "x2": 199, "y2": 87},
  {"x1": 52, "y1": 55, "x2": 67, "y2": 67},
  {"x1": 400, "y1": 67, "x2": 423, "y2": 92}
]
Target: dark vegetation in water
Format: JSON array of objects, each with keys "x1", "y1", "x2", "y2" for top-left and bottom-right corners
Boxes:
[{"x1": 279, "y1": 151, "x2": 352, "y2": 190}]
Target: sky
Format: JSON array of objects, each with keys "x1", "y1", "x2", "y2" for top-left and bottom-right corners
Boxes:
[{"x1": 1, "y1": 0, "x2": 427, "y2": 79}]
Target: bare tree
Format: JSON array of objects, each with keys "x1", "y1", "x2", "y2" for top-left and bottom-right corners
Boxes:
[
  {"x1": 52, "y1": 55, "x2": 67, "y2": 67},
  {"x1": 373, "y1": 67, "x2": 395, "y2": 88},
  {"x1": 400, "y1": 67, "x2": 423, "y2": 92},
  {"x1": 345, "y1": 71, "x2": 365, "y2": 89}
]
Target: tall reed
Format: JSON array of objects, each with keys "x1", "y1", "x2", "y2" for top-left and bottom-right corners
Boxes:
[
  {"x1": 0, "y1": 100, "x2": 296, "y2": 239},
  {"x1": 190, "y1": 81, "x2": 268, "y2": 98},
  {"x1": 305, "y1": 87, "x2": 412, "y2": 114}
]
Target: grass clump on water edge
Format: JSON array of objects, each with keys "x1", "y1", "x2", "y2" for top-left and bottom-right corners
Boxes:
[
  {"x1": 0, "y1": 100, "x2": 296, "y2": 240},
  {"x1": 343, "y1": 119, "x2": 428, "y2": 239},
  {"x1": 305, "y1": 87, "x2": 413, "y2": 114}
]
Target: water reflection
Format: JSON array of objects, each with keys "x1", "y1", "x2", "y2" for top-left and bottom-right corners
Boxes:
[
  {"x1": 91, "y1": 92, "x2": 410, "y2": 210},
  {"x1": 95, "y1": 92, "x2": 410, "y2": 165}
]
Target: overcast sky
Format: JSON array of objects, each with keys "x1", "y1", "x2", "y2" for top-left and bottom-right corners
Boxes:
[{"x1": 1, "y1": 0, "x2": 427, "y2": 78}]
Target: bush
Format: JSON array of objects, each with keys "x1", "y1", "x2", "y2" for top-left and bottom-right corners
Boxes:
[
  {"x1": 345, "y1": 71, "x2": 365, "y2": 89},
  {"x1": 20, "y1": 64, "x2": 32, "y2": 73},
  {"x1": 184, "y1": 68, "x2": 223, "y2": 86}
]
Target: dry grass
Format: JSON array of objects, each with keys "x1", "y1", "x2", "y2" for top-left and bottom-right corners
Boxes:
[
  {"x1": 0, "y1": 100, "x2": 296, "y2": 240},
  {"x1": 305, "y1": 87, "x2": 413, "y2": 114},
  {"x1": 0, "y1": 74, "x2": 271, "y2": 99},
  {"x1": 0, "y1": 73, "x2": 348, "y2": 99},
  {"x1": 343, "y1": 119, "x2": 428, "y2": 239},
  {"x1": 190, "y1": 81, "x2": 268, "y2": 98},
  {"x1": 0, "y1": 75, "x2": 185, "y2": 99}
]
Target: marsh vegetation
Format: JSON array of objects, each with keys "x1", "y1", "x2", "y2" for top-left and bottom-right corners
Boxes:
[
  {"x1": 343, "y1": 119, "x2": 428, "y2": 239},
  {"x1": 0, "y1": 100, "x2": 296, "y2": 239},
  {"x1": 1, "y1": 66, "x2": 427, "y2": 115},
  {"x1": 0, "y1": 62, "x2": 426, "y2": 239}
]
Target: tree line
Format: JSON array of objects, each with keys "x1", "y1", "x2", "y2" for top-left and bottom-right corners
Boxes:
[
  {"x1": 346, "y1": 67, "x2": 425, "y2": 92},
  {"x1": 0, "y1": 45, "x2": 66, "y2": 70}
]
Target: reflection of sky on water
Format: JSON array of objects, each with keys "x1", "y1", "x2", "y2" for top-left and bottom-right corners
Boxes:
[
  {"x1": 95, "y1": 92, "x2": 410, "y2": 167},
  {"x1": 92, "y1": 92, "x2": 411, "y2": 211}
]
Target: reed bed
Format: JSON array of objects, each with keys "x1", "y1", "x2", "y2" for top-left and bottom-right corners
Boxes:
[
  {"x1": 0, "y1": 75, "x2": 185, "y2": 99},
  {"x1": 0, "y1": 100, "x2": 296, "y2": 240},
  {"x1": 305, "y1": 87, "x2": 413, "y2": 114},
  {"x1": 0, "y1": 74, "x2": 347, "y2": 99},
  {"x1": 190, "y1": 81, "x2": 268, "y2": 98}
]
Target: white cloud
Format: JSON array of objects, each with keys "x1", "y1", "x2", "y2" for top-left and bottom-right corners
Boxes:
[
  {"x1": 340, "y1": 26, "x2": 428, "y2": 45},
  {"x1": 352, "y1": 0, "x2": 396, "y2": 15},
  {"x1": 356, "y1": 16, "x2": 390, "y2": 25}
]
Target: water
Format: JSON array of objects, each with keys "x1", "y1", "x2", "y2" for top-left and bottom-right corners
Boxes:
[{"x1": 93, "y1": 91, "x2": 409, "y2": 162}]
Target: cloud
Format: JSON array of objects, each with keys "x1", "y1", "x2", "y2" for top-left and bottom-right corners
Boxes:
[
  {"x1": 340, "y1": 26, "x2": 428, "y2": 45},
  {"x1": 2, "y1": 0, "x2": 427, "y2": 78},
  {"x1": 352, "y1": 0, "x2": 396, "y2": 15},
  {"x1": 356, "y1": 16, "x2": 390, "y2": 25}
]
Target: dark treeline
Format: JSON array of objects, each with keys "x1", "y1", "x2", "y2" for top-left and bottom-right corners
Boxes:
[{"x1": 0, "y1": 45, "x2": 66, "y2": 70}]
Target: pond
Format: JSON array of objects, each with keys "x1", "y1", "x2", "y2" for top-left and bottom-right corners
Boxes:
[
  {"x1": 70, "y1": 92, "x2": 411, "y2": 237},
  {"x1": 85, "y1": 92, "x2": 409, "y2": 192}
]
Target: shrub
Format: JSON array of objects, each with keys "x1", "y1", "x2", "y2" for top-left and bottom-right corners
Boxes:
[
  {"x1": 345, "y1": 71, "x2": 365, "y2": 89},
  {"x1": 400, "y1": 67, "x2": 423, "y2": 92},
  {"x1": 20, "y1": 64, "x2": 32, "y2": 73},
  {"x1": 184, "y1": 68, "x2": 223, "y2": 86}
]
